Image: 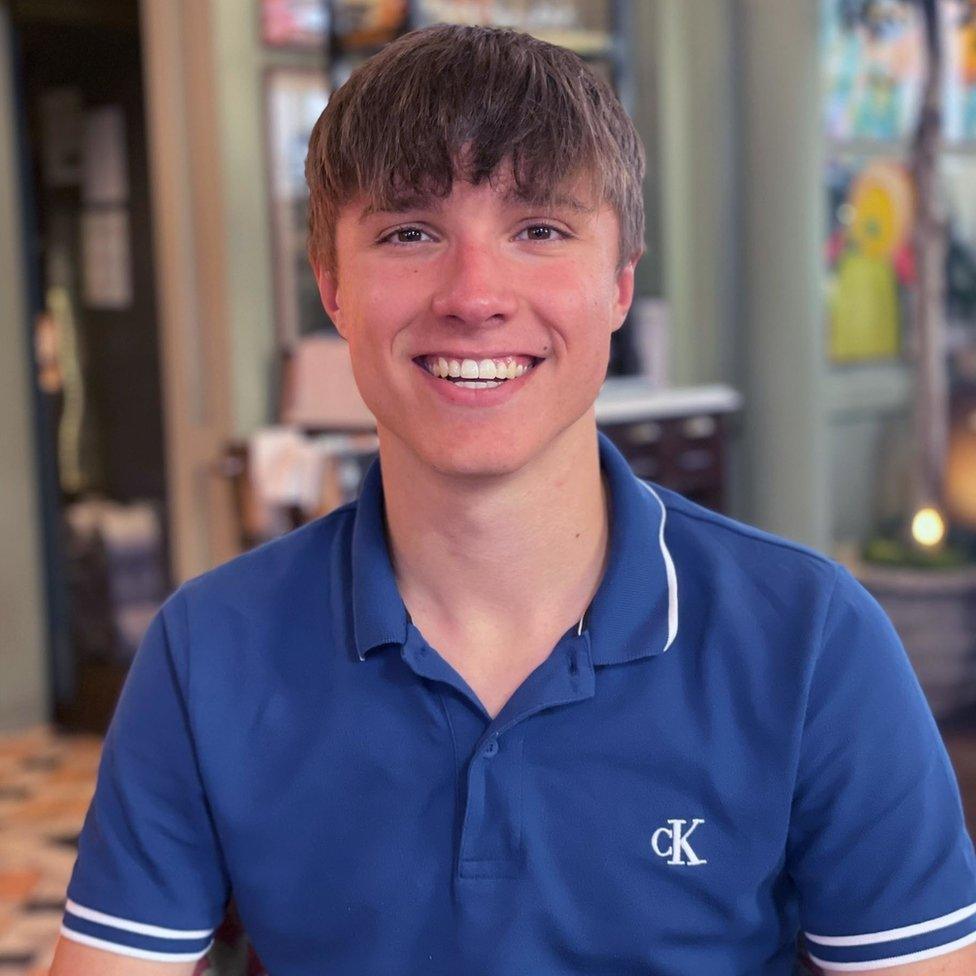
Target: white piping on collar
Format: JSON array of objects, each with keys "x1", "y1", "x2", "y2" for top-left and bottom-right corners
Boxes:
[
  {"x1": 575, "y1": 480, "x2": 679, "y2": 651},
  {"x1": 640, "y1": 481, "x2": 679, "y2": 652}
]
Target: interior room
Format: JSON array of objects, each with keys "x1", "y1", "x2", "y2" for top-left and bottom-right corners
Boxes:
[{"x1": 2, "y1": 1, "x2": 975, "y2": 973}]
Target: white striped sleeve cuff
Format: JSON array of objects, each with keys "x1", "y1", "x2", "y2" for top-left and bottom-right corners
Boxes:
[
  {"x1": 60, "y1": 899, "x2": 215, "y2": 962},
  {"x1": 804, "y1": 901, "x2": 976, "y2": 971}
]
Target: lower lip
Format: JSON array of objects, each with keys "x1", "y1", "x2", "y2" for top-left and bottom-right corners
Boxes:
[{"x1": 412, "y1": 360, "x2": 542, "y2": 407}]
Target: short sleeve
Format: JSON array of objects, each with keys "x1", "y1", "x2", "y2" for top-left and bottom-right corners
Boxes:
[
  {"x1": 787, "y1": 564, "x2": 976, "y2": 971},
  {"x1": 61, "y1": 588, "x2": 231, "y2": 962}
]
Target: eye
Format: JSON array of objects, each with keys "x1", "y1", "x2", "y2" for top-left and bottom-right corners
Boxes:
[
  {"x1": 517, "y1": 223, "x2": 570, "y2": 242},
  {"x1": 377, "y1": 226, "x2": 433, "y2": 246},
  {"x1": 375, "y1": 222, "x2": 572, "y2": 247}
]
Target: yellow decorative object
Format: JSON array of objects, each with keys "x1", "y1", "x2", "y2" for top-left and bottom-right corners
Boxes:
[
  {"x1": 848, "y1": 161, "x2": 914, "y2": 258},
  {"x1": 829, "y1": 251, "x2": 901, "y2": 360},
  {"x1": 829, "y1": 159, "x2": 914, "y2": 362}
]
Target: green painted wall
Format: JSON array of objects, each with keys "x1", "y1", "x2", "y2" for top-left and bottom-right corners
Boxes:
[
  {"x1": 0, "y1": 3, "x2": 50, "y2": 731},
  {"x1": 735, "y1": 0, "x2": 831, "y2": 551},
  {"x1": 656, "y1": 0, "x2": 738, "y2": 388},
  {"x1": 210, "y1": 0, "x2": 278, "y2": 438}
]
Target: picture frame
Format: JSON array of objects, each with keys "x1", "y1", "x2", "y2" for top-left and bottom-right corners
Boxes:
[{"x1": 263, "y1": 66, "x2": 335, "y2": 347}]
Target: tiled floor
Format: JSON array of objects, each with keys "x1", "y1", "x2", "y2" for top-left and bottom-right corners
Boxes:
[
  {"x1": 3, "y1": 722, "x2": 976, "y2": 976},
  {"x1": 0, "y1": 725, "x2": 101, "y2": 976}
]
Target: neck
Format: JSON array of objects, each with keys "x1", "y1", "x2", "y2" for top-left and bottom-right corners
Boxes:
[{"x1": 378, "y1": 416, "x2": 611, "y2": 646}]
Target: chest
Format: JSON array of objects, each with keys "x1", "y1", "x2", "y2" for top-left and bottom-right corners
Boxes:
[{"x1": 204, "y1": 653, "x2": 802, "y2": 976}]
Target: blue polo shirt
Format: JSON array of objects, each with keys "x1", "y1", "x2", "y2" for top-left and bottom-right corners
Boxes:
[{"x1": 62, "y1": 430, "x2": 976, "y2": 973}]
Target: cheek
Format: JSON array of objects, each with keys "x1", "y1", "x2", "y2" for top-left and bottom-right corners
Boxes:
[
  {"x1": 343, "y1": 248, "x2": 422, "y2": 310},
  {"x1": 343, "y1": 279, "x2": 415, "y2": 360},
  {"x1": 546, "y1": 272, "x2": 618, "y2": 347}
]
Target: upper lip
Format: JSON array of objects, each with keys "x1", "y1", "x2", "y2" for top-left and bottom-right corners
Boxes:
[{"x1": 413, "y1": 352, "x2": 542, "y2": 361}]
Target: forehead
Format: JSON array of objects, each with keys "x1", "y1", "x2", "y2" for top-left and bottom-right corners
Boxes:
[
  {"x1": 356, "y1": 186, "x2": 597, "y2": 222},
  {"x1": 350, "y1": 164, "x2": 604, "y2": 223}
]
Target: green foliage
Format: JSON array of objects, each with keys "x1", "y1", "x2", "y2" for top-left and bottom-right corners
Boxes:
[{"x1": 863, "y1": 516, "x2": 976, "y2": 567}]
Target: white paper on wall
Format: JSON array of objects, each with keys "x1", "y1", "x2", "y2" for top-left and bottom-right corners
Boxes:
[{"x1": 81, "y1": 208, "x2": 132, "y2": 309}]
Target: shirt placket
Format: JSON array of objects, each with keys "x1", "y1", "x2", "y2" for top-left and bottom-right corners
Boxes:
[{"x1": 400, "y1": 623, "x2": 596, "y2": 882}]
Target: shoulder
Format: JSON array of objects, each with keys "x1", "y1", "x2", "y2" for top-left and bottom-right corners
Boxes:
[
  {"x1": 152, "y1": 501, "x2": 361, "y2": 688},
  {"x1": 648, "y1": 483, "x2": 916, "y2": 694},
  {"x1": 650, "y1": 480, "x2": 839, "y2": 586},
  {"x1": 175, "y1": 500, "x2": 359, "y2": 622},
  {"x1": 646, "y1": 481, "x2": 845, "y2": 646}
]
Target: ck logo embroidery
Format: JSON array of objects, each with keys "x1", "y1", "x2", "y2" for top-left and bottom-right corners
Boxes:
[{"x1": 651, "y1": 818, "x2": 707, "y2": 866}]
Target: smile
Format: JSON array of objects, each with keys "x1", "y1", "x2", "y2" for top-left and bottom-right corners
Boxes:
[{"x1": 414, "y1": 354, "x2": 541, "y2": 388}]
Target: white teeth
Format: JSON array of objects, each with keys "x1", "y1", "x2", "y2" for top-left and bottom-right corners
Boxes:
[{"x1": 421, "y1": 355, "x2": 535, "y2": 381}]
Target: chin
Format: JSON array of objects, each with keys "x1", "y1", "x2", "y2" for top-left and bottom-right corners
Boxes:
[{"x1": 418, "y1": 439, "x2": 533, "y2": 480}]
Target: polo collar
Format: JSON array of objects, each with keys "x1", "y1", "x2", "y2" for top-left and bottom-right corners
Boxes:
[
  {"x1": 585, "y1": 429, "x2": 679, "y2": 664},
  {"x1": 350, "y1": 430, "x2": 679, "y2": 666}
]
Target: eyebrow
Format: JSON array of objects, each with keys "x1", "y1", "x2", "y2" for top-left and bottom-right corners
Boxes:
[{"x1": 357, "y1": 189, "x2": 595, "y2": 222}]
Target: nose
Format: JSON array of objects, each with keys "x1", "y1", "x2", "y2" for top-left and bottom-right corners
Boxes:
[{"x1": 429, "y1": 239, "x2": 519, "y2": 328}]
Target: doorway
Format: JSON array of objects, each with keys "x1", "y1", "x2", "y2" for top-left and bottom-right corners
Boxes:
[{"x1": 10, "y1": 0, "x2": 171, "y2": 734}]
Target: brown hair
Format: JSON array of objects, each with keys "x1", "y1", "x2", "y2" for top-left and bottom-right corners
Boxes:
[{"x1": 304, "y1": 23, "x2": 646, "y2": 278}]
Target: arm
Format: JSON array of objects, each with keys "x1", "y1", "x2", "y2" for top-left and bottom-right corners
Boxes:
[
  {"x1": 811, "y1": 940, "x2": 976, "y2": 974},
  {"x1": 48, "y1": 936, "x2": 200, "y2": 976},
  {"x1": 788, "y1": 566, "x2": 976, "y2": 971},
  {"x1": 57, "y1": 593, "x2": 228, "y2": 961}
]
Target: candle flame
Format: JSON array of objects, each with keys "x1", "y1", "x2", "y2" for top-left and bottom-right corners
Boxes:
[{"x1": 911, "y1": 507, "x2": 946, "y2": 548}]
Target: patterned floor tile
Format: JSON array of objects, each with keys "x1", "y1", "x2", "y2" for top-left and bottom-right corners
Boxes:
[
  {"x1": 0, "y1": 727, "x2": 102, "y2": 975},
  {"x1": 0, "y1": 873, "x2": 40, "y2": 906}
]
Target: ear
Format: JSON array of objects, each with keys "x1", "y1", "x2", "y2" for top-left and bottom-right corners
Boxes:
[
  {"x1": 312, "y1": 260, "x2": 348, "y2": 341},
  {"x1": 611, "y1": 251, "x2": 641, "y2": 333}
]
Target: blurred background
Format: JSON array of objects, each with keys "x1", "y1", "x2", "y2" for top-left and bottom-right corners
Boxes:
[{"x1": 1, "y1": 0, "x2": 975, "y2": 972}]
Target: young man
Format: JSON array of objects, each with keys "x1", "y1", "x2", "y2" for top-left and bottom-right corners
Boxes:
[{"x1": 52, "y1": 24, "x2": 976, "y2": 976}]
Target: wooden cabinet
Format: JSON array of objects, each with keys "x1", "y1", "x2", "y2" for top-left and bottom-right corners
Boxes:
[
  {"x1": 596, "y1": 380, "x2": 742, "y2": 515},
  {"x1": 599, "y1": 415, "x2": 727, "y2": 511}
]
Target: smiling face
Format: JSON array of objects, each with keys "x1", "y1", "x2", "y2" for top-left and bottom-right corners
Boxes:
[{"x1": 313, "y1": 163, "x2": 638, "y2": 481}]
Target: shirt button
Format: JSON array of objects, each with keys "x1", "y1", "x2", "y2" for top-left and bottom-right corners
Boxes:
[{"x1": 482, "y1": 739, "x2": 499, "y2": 757}]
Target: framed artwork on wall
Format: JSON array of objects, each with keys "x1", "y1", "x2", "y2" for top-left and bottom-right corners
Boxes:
[
  {"x1": 332, "y1": 0, "x2": 405, "y2": 50},
  {"x1": 263, "y1": 66, "x2": 335, "y2": 347},
  {"x1": 944, "y1": 0, "x2": 976, "y2": 143},
  {"x1": 821, "y1": 0, "x2": 976, "y2": 366},
  {"x1": 260, "y1": 0, "x2": 330, "y2": 49},
  {"x1": 821, "y1": 0, "x2": 924, "y2": 144}
]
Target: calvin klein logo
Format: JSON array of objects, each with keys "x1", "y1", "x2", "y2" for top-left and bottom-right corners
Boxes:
[{"x1": 651, "y1": 818, "x2": 707, "y2": 866}]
